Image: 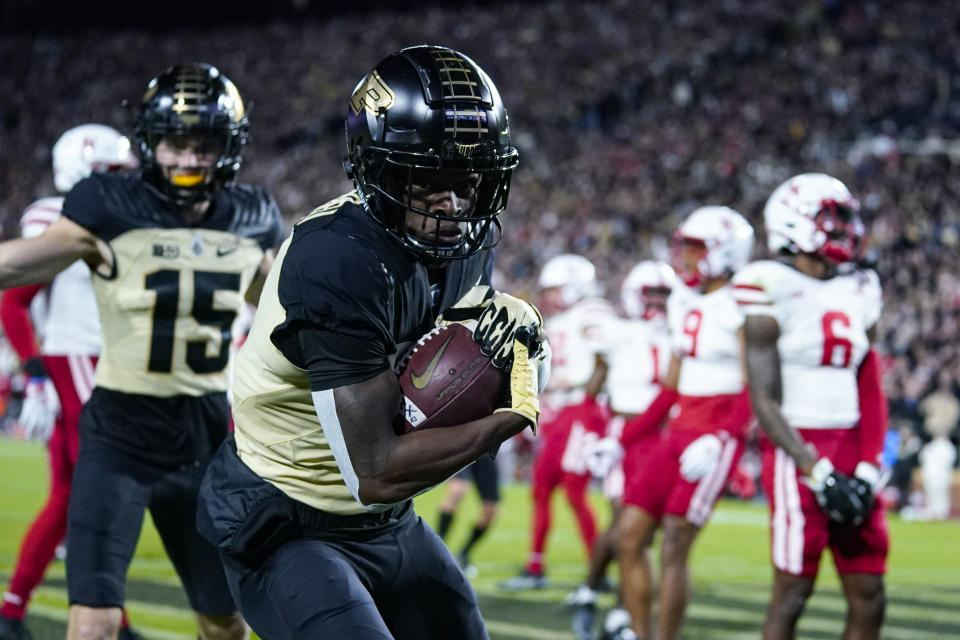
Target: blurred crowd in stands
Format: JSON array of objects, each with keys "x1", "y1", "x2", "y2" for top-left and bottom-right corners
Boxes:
[{"x1": 2, "y1": 0, "x2": 958, "y2": 513}]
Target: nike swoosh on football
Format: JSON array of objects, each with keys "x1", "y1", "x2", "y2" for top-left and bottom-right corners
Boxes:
[
  {"x1": 411, "y1": 334, "x2": 455, "y2": 390},
  {"x1": 217, "y1": 244, "x2": 240, "y2": 257}
]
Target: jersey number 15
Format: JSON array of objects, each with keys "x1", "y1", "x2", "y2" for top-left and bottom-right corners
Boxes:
[{"x1": 146, "y1": 269, "x2": 241, "y2": 374}]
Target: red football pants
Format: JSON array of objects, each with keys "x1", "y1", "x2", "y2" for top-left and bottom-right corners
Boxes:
[
  {"x1": 2, "y1": 355, "x2": 95, "y2": 618},
  {"x1": 528, "y1": 401, "x2": 606, "y2": 569}
]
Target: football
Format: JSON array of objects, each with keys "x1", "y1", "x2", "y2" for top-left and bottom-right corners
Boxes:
[{"x1": 396, "y1": 322, "x2": 508, "y2": 433}]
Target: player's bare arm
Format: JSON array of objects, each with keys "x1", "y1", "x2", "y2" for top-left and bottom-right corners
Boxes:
[
  {"x1": 329, "y1": 369, "x2": 528, "y2": 506},
  {"x1": 743, "y1": 314, "x2": 816, "y2": 475},
  {"x1": 0, "y1": 216, "x2": 104, "y2": 289},
  {"x1": 662, "y1": 351, "x2": 681, "y2": 390},
  {"x1": 244, "y1": 248, "x2": 275, "y2": 305},
  {"x1": 584, "y1": 353, "x2": 608, "y2": 399}
]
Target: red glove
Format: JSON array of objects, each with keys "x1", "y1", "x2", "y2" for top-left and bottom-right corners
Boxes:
[{"x1": 0, "y1": 284, "x2": 44, "y2": 361}]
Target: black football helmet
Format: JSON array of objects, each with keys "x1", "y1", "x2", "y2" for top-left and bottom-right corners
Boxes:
[
  {"x1": 345, "y1": 45, "x2": 519, "y2": 262},
  {"x1": 134, "y1": 63, "x2": 248, "y2": 206}
]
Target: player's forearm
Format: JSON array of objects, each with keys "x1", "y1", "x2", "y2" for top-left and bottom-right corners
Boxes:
[
  {"x1": 0, "y1": 236, "x2": 84, "y2": 288},
  {"x1": 356, "y1": 412, "x2": 525, "y2": 504},
  {"x1": 584, "y1": 355, "x2": 608, "y2": 400},
  {"x1": 751, "y1": 394, "x2": 816, "y2": 474},
  {"x1": 744, "y1": 316, "x2": 816, "y2": 474}
]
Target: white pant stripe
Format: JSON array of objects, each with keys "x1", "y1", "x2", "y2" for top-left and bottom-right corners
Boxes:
[
  {"x1": 67, "y1": 354, "x2": 96, "y2": 403},
  {"x1": 772, "y1": 449, "x2": 805, "y2": 575},
  {"x1": 686, "y1": 437, "x2": 737, "y2": 526},
  {"x1": 783, "y1": 452, "x2": 805, "y2": 574}
]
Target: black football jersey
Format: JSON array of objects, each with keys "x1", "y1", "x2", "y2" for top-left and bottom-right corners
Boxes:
[
  {"x1": 231, "y1": 191, "x2": 492, "y2": 513},
  {"x1": 63, "y1": 172, "x2": 282, "y2": 398}
]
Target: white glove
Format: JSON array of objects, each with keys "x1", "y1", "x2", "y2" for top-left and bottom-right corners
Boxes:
[
  {"x1": 804, "y1": 457, "x2": 835, "y2": 492},
  {"x1": 585, "y1": 437, "x2": 624, "y2": 479},
  {"x1": 679, "y1": 433, "x2": 722, "y2": 482},
  {"x1": 853, "y1": 461, "x2": 882, "y2": 492},
  {"x1": 20, "y1": 377, "x2": 60, "y2": 442}
]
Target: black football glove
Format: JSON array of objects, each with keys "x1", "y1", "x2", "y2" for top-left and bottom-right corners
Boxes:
[{"x1": 806, "y1": 458, "x2": 871, "y2": 526}]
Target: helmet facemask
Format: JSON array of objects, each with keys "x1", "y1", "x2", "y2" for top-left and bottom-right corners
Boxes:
[
  {"x1": 638, "y1": 285, "x2": 672, "y2": 320},
  {"x1": 350, "y1": 136, "x2": 516, "y2": 263},
  {"x1": 670, "y1": 235, "x2": 710, "y2": 289},
  {"x1": 813, "y1": 200, "x2": 865, "y2": 264},
  {"x1": 143, "y1": 131, "x2": 236, "y2": 207}
]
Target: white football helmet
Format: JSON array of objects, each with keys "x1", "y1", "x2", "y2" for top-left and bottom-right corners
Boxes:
[
  {"x1": 538, "y1": 253, "x2": 601, "y2": 312},
  {"x1": 52, "y1": 124, "x2": 138, "y2": 193},
  {"x1": 763, "y1": 172, "x2": 864, "y2": 264},
  {"x1": 671, "y1": 206, "x2": 754, "y2": 289},
  {"x1": 621, "y1": 260, "x2": 675, "y2": 320}
]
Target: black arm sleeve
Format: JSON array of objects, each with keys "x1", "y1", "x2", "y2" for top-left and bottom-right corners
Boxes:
[{"x1": 270, "y1": 226, "x2": 396, "y2": 391}]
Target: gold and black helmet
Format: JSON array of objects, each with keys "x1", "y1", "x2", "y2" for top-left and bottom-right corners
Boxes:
[
  {"x1": 134, "y1": 62, "x2": 248, "y2": 206},
  {"x1": 345, "y1": 45, "x2": 519, "y2": 262}
]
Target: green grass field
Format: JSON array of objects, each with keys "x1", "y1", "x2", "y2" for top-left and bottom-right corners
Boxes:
[{"x1": 2, "y1": 436, "x2": 958, "y2": 639}]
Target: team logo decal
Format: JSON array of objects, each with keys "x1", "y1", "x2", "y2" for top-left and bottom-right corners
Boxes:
[
  {"x1": 190, "y1": 236, "x2": 204, "y2": 256},
  {"x1": 350, "y1": 71, "x2": 395, "y2": 116}
]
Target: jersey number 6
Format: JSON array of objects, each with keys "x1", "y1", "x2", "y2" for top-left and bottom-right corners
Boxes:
[{"x1": 821, "y1": 310, "x2": 853, "y2": 368}]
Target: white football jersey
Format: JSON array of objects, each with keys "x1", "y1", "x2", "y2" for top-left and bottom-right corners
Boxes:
[
  {"x1": 602, "y1": 315, "x2": 671, "y2": 415},
  {"x1": 668, "y1": 283, "x2": 744, "y2": 396},
  {"x1": 733, "y1": 260, "x2": 882, "y2": 429},
  {"x1": 20, "y1": 197, "x2": 101, "y2": 356},
  {"x1": 542, "y1": 296, "x2": 615, "y2": 407}
]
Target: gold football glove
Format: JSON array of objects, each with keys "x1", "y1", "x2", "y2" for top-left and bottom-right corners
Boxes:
[
  {"x1": 474, "y1": 292, "x2": 543, "y2": 369},
  {"x1": 435, "y1": 285, "x2": 495, "y2": 326},
  {"x1": 494, "y1": 324, "x2": 543, "y2": 431}
]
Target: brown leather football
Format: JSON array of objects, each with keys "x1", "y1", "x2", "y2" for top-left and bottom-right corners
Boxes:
[{"x1": 396, "y1": 323, "x2": 508, "y2": 433}]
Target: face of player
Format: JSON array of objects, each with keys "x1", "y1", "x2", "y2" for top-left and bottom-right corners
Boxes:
[
  {"x1": 403, "y1": 170, "x2": 481, "y2": 246},
  {"x1": 538, "y1": 286, "x2": 567, "y2": 316},
  {"x1": 154, "y1": 134, "x2": 224, "y2": 190},
  {"x1": 675, "y1": 238, "x2": 708, "y2": 288},
  {"x1": 640, "y1": 286, "x2": 671, "y2": 319}
]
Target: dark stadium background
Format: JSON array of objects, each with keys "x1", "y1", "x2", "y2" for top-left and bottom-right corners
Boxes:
[{"x1": 1, "y1": 2, "x2": 959, "y2": 637}]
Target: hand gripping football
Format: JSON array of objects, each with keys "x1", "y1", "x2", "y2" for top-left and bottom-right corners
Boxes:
[{"x1": 397, "y1": 323, "x2": 508, "y2": 433}]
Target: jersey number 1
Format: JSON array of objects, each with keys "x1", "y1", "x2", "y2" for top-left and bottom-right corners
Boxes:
[{"x1": 145, "y1": 269, "x2": 241, "y2": 374}]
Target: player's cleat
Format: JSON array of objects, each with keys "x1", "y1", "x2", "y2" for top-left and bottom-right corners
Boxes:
[
  {"x1": 603, "y1": 628, "x2": 638, "y2": 640},
  {"x1": 456, "y1": 552, "x2": 479, "y2": 580},
  {"x1": 565, "y1": 584, "x2": 598, "y2": 606},
  {"x1": 600, "y1": 607, "x2": 636, "y2": 640},
  {"x1": 498, "y1": 568, "x2": 548, "y2": 591},
  {"x1": 0, "y1": 616, "x2": 33, "y2": 640},
  {"x1": 570, "y1": 601, "x2": 595, "y2": 640},
  {"x1": 117, "y1": 626, "x2": 146, "y2": 640}
]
